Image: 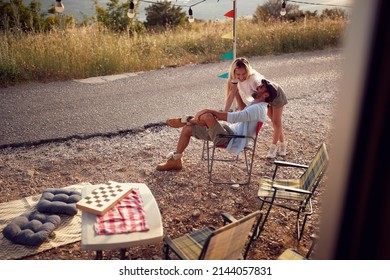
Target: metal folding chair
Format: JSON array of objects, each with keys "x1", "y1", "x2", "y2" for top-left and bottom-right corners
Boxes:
[
  {"x1": 163, "y1": 211, "x2": 262, "y2": 260},
  {"x1": 256, "y1": 143, "x2": 329, "y2": 240},
  {"x1": 201, "y1": 122, "x2": 263, "y2": 185}
]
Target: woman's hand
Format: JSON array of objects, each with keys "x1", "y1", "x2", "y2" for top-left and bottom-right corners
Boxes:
[{"x1": 231, "y1": 78, "x2": 239, "y2": 84}]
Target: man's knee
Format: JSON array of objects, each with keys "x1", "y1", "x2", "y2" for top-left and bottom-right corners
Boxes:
[
  {"x1": 181, "y1": 125, "x2": 193, "y2": 137},
  {"x1": 200, "y1": 112, "x2": 216, "y2": 126}
]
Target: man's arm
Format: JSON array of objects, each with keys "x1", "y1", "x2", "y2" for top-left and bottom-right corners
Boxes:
[{"x1": 228, "y1": 102, "x2": 267, "y2": 124}]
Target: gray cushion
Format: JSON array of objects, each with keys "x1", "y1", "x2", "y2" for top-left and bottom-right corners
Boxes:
[
  {"x1": 36, "y1": 188, "x2": 82, "y2": 216},
  {"x1": 2, "y1": 211, "x2": 61, "y2": 246}
]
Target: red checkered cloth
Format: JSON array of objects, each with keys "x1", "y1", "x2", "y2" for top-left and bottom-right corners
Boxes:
[{"x1": 94, "y1": 188, "x2": 149, "y2": 235}]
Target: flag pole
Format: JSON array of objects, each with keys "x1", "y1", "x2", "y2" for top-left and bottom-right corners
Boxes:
[{"x1": 233, "y1": 0, "x2": 237, "y2": 60}]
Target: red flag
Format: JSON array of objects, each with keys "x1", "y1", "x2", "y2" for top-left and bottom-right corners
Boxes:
[{"x1": 224, "y1": 9, "x2": 234, "y2": 18}]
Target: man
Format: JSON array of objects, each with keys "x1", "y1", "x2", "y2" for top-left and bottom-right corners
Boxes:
[{"x1": 156, "y1": 79, "x2": 277, "y2": 171}]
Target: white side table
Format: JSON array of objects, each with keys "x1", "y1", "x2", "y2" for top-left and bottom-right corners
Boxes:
[{"x1": 80, "y1": 182, "x2": 163, "y2": 259}]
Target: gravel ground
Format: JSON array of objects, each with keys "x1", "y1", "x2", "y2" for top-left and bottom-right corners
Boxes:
[{"x1": 0, "y1": 81, "x2": 337, "y2": 260}]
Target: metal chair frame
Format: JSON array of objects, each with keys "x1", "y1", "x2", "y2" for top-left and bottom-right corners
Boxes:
[
  {"x1": 256, "y1": 143, "x2": 329, "y2": 241},
  {"x1": 201, "y1": 122, "x2": 263, "y2": 185}
]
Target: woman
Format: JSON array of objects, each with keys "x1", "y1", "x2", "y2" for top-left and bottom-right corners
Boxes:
[
  {"x1": 224, "y1": 57, "x2": 288, "y2": 158},
  {"x1": 261, "y1": 79, "x2": 288, "y2": 158},
  {"x1": 224, "y1": 57, "x2": 265, "y2": 112}
]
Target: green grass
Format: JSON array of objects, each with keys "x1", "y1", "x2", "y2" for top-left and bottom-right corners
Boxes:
[{"x1": 0, "y1": 18, "x2": 347, "y2": 87}]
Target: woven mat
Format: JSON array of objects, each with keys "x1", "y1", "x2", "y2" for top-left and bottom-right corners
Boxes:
[{"x1": 0, "y1": 182, "x2": 91, "y2": 260}]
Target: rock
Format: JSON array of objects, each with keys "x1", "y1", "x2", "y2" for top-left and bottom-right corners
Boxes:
[{"x1": 192, "y1": 209, "x2": 201, "y2": 218}]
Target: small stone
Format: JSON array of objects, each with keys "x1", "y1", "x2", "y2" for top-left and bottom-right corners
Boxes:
[{"x1": 192, "y1": 209, "x2": 201, "y2": 218}]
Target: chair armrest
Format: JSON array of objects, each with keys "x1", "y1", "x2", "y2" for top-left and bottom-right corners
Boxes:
[
  {"x1": 274, "y1": 160, "x2": 309, "y2": 169},
  {"x1": 217, "y1": 134, "x2": 255, "y2": 140},
  {"x1": 272, "y1": 161, "x2": 309, "y2": 179},
  {"x1": 272, "y1": 185, "x2": 312, "y2": 194},
  {"x1": 221, "y1": 212, "x2": 238, "y2": 225}
]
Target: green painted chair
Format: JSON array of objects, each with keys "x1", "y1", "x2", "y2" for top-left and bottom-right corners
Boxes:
[
  {"x1": 256, "y1": 143, "x2": 329, "y2": 240},
  {"x1": 163, "y1": 211, "x2": 262, "y2": 260}
]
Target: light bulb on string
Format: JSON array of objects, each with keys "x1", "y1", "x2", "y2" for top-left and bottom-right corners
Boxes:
[
  {"x1": 188, "y1": 7, "x2": 194, "y2": 23},
  {"x1": 127, "y1": 1, "x2": 135, "y2": 18},
  {"x1": 55, "y1": 0, "x2": 64, "y2": 13},
  {"x1": 280, "y1": 0, "x2": 286, "y2": 16}
]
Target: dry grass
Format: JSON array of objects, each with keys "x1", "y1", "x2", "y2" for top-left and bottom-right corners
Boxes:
[{"x1": 0, "y1": 18, "x2": 346, "y2": 87}]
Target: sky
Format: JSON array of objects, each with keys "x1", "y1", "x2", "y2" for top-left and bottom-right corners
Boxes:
[{"x1": 29, "y1": 0, "x2": 354, "y2": 22}]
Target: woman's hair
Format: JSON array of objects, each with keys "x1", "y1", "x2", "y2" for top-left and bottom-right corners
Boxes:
[{"x1": 225, "y1": 57, "x2": 255, "y2": 99}]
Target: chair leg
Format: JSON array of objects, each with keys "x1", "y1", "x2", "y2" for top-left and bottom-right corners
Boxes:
[
  {"x1": 296, "y1": 201, "x2": 312, "y2": 241},
  {"x1": 95, "y1": 250, "x2": 103, "y2": 260},
  {"x1": 254, "y1": 205, "x2": 271, "y2": 239},
  {"x1": 208, "y1": 145, "x2": 219, "y2": 183},
  {"x1": 244, "y1": 213, "x2": 263, "y2": 259},
  {"x1": 120, "y1": 249, "x2": 127, "y2": 259},
  {"x1": 163, "y1": 243, "x2": 171, "y2": 260},
  {"x1": 207, "y1": 142, "x2": 257, "y2": 185},
  {"x1": 245, "y1": 149, "x2": 256, "y2": 186},
  {"x1": 259, "y1": 199, "x2": 266, "y2": 211},
  {"x1": 297, "y1": 212, "x2": 309, "y2": 241},
  {"x1": 256, "y1": 195, "x2": 277, "y2": 239},
  {"x1": 209, "y1": 150, "x2": 254, "y2": 185},
  {"x1": 201, "y1": 140, "x2": 207, "y2": 160},
  {"x1": 206, "y1": 141, "x2": 212, "y2": 174}
]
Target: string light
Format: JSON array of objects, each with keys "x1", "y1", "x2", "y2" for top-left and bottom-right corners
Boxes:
[
  {"x1": 280, "y1": 0, "x2": 286, "y2": 16},
  {"x1": 54, "y1": 0, "x2": 64, "y2": 13},
  {"x1": 127, "y1": 1, "x2": 135, "y2": 18},
  {"x1": 186, "y1": 1, "x2": 206, "y2": 23},
  {"x1": 133, "y1": 0, "x2": 206, "y2": 23},
  {"x1": 280, "y1": 0, "x2": 352, "y2": 17},
  {"x1": 286, "y1": 0, "x2": 351, "y2": 8},
  {"x1": 188, "y1": 7, "x2": 194, "y2": 23}
]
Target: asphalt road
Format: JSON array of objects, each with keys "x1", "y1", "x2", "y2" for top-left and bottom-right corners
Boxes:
[{"x1": 0, "y1": 48, "x2": 344, "y2": 148}]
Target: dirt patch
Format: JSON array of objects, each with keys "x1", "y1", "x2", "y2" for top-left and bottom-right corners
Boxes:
[{"x1": 0, "y1": 87, "x2": 336, "y2": 260}]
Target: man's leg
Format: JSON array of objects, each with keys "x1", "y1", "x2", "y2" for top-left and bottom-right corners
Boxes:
[
  {"x1": 198, "y1": 112, "x2": 231, "y2": 146},
  {"x1": 175, "y1": 125, "x2": 193, "y2": 154},
  {"x1": 156, "y1": 112, "x2": 229, "y2": 171},
  {"x1": 156, "y1": 125, "x2": 193, "y2": 171},
  {"x1": 197, "y1": 112, "x2": 217, "y2": 128}
]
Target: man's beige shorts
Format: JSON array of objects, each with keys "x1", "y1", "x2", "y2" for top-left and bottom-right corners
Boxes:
[{"x1": 191, "y1": 122, "x2": 233, "y2": 146}]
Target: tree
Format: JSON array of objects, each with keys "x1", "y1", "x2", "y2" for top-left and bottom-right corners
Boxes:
[
  {"x1": 321, "y1": 8, "x2": 347, "y2": 20},
  {"x1": 0, "y1": 0, "x2": 46, "y2": 31},
  {"x1": 95, "y1": 0, "x2": 130, "y2": 32},
  {"x1": 94, "y1": 0, "x2": 144, "y2": 34},
  {"x1": 144, "y1": 0, "x2": 186, "y2": 30},
  {"x1": 252, "y1": 0, "x2": 302, "y2": 23},
  {"x1": 0, "y1": 0, "x2": 77, "y2": 32}
]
